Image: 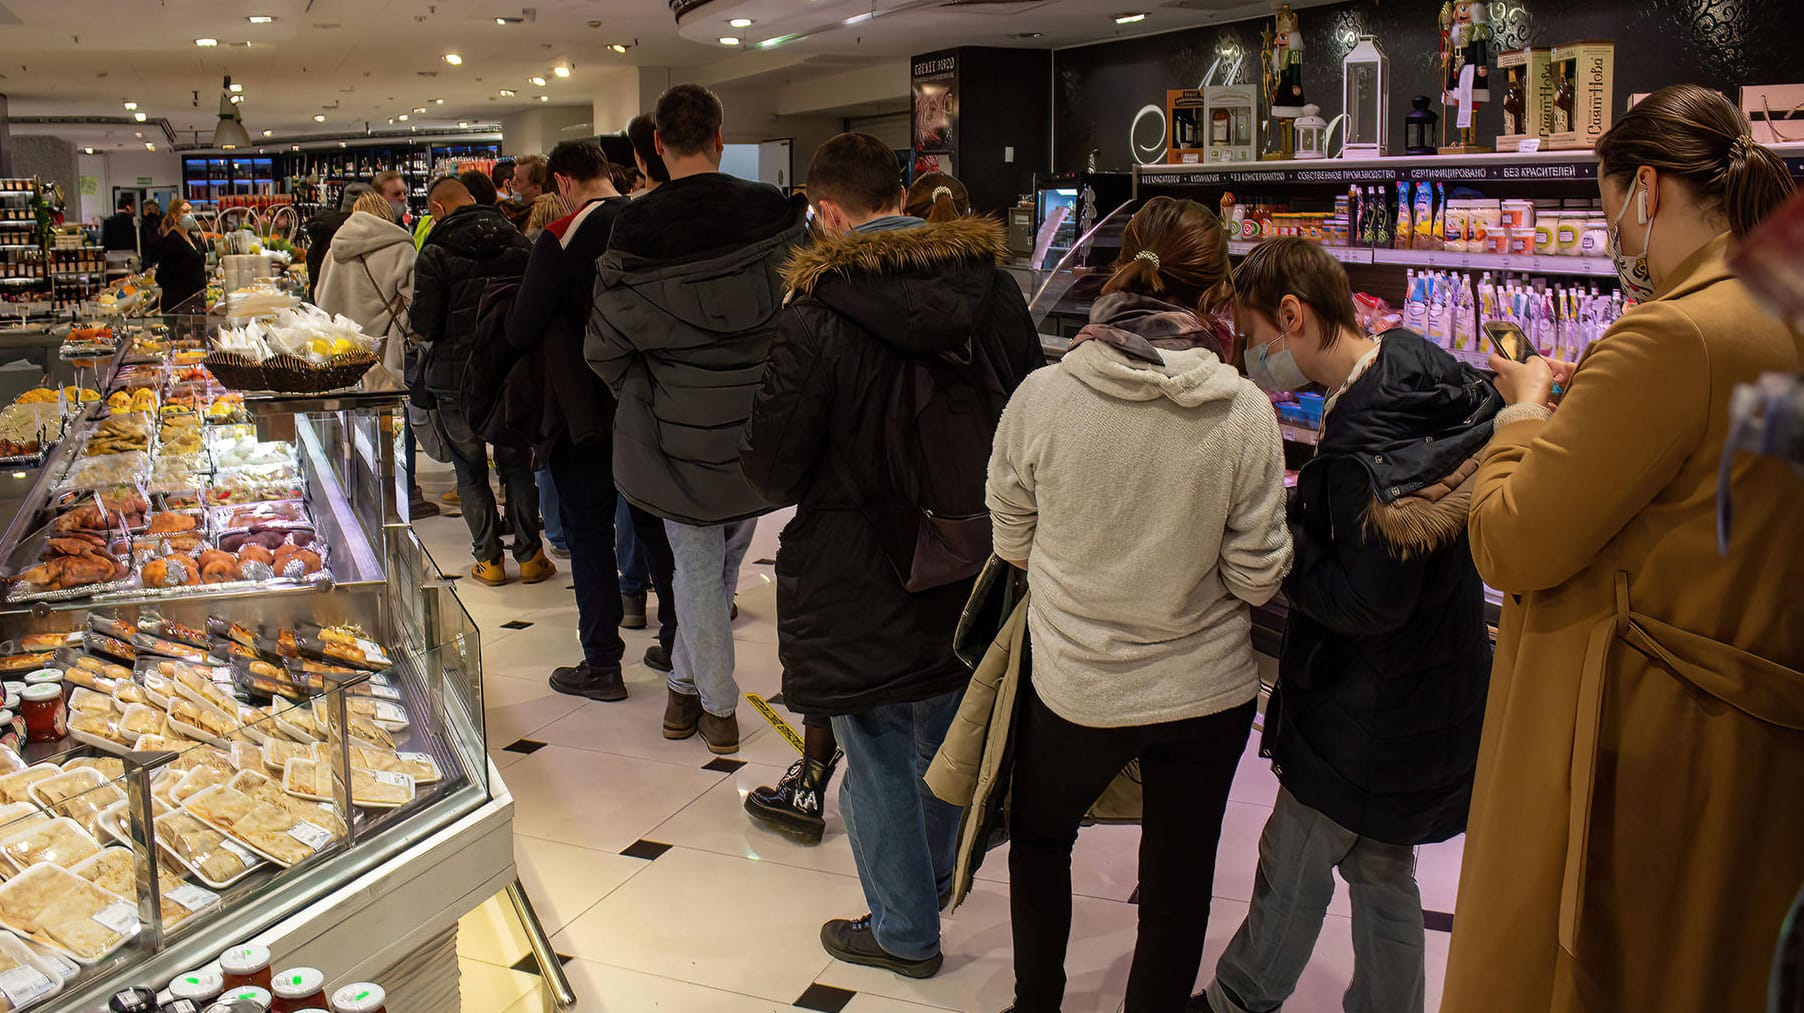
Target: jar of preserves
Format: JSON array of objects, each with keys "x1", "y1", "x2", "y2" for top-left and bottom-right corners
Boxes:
[
  {"x1": 169, "y1": 967, "x2": 226, "y2": 1004},
  {"x1": 218, "y1": 984, "x2": 272, "y2": 1009},
  {"x1": 23, "y1": 668, "x2": 62, "y2": 687},
  {"x1": 219, "y1": 943, "x2": 273, "y2": 991},
  {"x1": 21, "y1": 683, "x2": 65, "y2": 743},
  {"x1": 269, "y1": 967, "x2": 326, "y2": 1011},
  {"x1": 328, "y1": 982, "x2": 386, "y2": 1013},
  {"x1": 109, "y1": 986, "x2": 160, "y2": 1012}
]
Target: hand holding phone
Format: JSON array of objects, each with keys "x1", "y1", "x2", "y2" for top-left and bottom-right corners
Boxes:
[{"x1": 1483, "y1": 321, "x2": 1537, "y2": 362}]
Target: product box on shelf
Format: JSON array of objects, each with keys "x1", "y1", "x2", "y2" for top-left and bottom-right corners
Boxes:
[
  {"x1": 1497, "y1": 48, "x2": 1555, "y2": 152},
  {"x1": 1740, "y1": 83, "x2": 1804, "y2": 146},
  {"x1": 1548, "y1": 41, "x2": 1615, "y2": 151},
  {"x1": 1203, "y1": 85, "x2": 1259, "y2": 164},
  {"x1": 1166, "y1": 89, "x2": 1210, "y2": 164}
]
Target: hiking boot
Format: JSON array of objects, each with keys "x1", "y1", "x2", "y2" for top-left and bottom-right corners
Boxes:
[
  {"x1": 471, "y1": 557, "x2": 508, "y2": 586},
  {"x1": 663, "y1": 690, "x2": 702, "y2": 740},
  {"x1": 409, "y1": 494, "x2": 440, "y2": 519},
  {"x1": 699, "y1": 710, "x2": 739, "y2": 755},
  {"x1": 643, "y1": 644, "x2": 672, "y2": 673},
  {"x1": 819, "y1": 915, "x2": 942, "y2": 979},
  {"x1": 550, "y1": 662, "x2": 627, "y2": 702},
  {"x1": 745, "y1": 753, "x2": 837, "y2": 845},
  {"x1": 441, "y1": 489, "x2": 461, "y2": 505},
  {"x1": 620, "y1": 592, "x2": 647, "y2": 630},
  {"x1": 518, "y1": 549, "x2": 557, "y2": 584}
]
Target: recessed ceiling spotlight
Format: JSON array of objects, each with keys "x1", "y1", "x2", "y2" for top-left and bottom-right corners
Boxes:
[
  {"x1": 499, "y1": 89, "x2": 516, "y2": 97},
  {"x1": 443, "y1": 53, "x2": 463, "y2": 65},
  {"x1": 528, "y1": 76, "x2": 547, "y2": 86},
  {"x1": 262, "y1": 129, "x2": 273, "y2": 136},
  {"x1": 552, "y1": 66, "x2": 571, "y2": 78},
  {"x1": 537, "y1": 95, "x2": 549, "y2": 102},
  {"x1": 398, "y1": 114, "x2": 410, "y2": 121},
  {"x1": 339, "y1": 141, "x2": 347, "y2": 148},
  {"x1": 292, "y1": 145, "x2": 300, "y2": 151},
  {"x1": 1114, "y1": 12, "x2": 1147, "y2": 24},
  {"x1": 195, "y1": 37, "x2": 218, "y2": 46},
  {"x1": 717, "y1": 36, "x2": 741, "y2": 45},
  {"x1": 133, "y1": 112, "x2": 147, "y2": 122},
  {"x1": 122, "y1": 101, "x2": 137, "y2": 110},
  {"x1": 313, "y1": 113, "x2": 327, "y2": 122},
  {"x1": 228, "y1": 82, "x2": 243, "y2": 92},
  {"x1": 145, "y1": 142, "x2": 157, "y2": 150},
  {"x1": 412, "y1": 106, "x2": 426, "y2": 113},
  {"x1": 247, "y1": 15, "x2": 274, "y2": 24},
  {"x1": 83, "y1": 147, "x2": 95, "y2": 155},
  {"x1": 433, "y1": 98, "x2": 445, "y2": 104},
  {"x1": 608, "y1": 43, "x2": 629, "y2": 54},
  {"x1": 729, "y1": 18, "x2": 753, "y2": 28},
  {"x1": 387, "y1": 117, "x2": 396, "y2": 124},
  {"x1": 134, "y1": 131, "x2": 143, "y2": 139},
  {"x1": 458, "y1": 121, "x2": 470, "y2": 128}
]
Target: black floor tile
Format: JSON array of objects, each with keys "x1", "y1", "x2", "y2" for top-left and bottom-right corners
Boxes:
[
  {"x1": 503, "y1": 738, "x2": 548, "y2": 755},
  {"x1": 1127, "y1": 884, "x2": 1140, "y2": 905},
  {"x1": 509, "y1": 953, "x2": 576, "y2": 976},
  {"x1": 767, "y1": 692, "x2": 785, "y2": 707},
  {"x1": 754, "y1": 557, "x2": 777, "y2": 566},
  {"x1": 793, "y1": 983, "x2": 857, "y2": 1012},
  {"x1": 500, "y1": 620, "x2": 534, "y2": 630},
  {"x1": 1423, "y1": 909, "x2": 1454, "y2": 933},
  {"x1": 621, "y1": 839, "x2": 673, "y2": 861},
  {"x1": 703, "y1": 757, "x2": 747, "y2": 773}
]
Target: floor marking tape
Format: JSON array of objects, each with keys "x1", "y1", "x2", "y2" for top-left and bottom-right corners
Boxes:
[{"x1": 745, "y1": 693, "x2": 804, "y2": 755}]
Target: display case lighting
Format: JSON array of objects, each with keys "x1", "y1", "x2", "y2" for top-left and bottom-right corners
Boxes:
[
  {"x1": 133, "y1": 112, "x2": 147, "y2": 122},
  {"x1": 314, "y1": 113, "x2": 327, "y2": 122},
  {"x1": 529, "y1": 76, "x2": 547, "y2": 86}
]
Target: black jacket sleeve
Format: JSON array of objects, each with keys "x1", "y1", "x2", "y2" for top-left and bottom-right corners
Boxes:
[
  {"x1": 741, "y1": 305, "x2": 836, "y2": 508},
  {"x1": 411, "y1": 246, "x2": 449, "y2": 345},
  {"x1": 1283, "y1": 461, "x2": 1426, "y2": 636},
  {"x1": 993, "y1": 275, "x2": 1048, "y2": 387},
  {"x1": 506, "y1": 230, "x2": 563, "y2": 353}
]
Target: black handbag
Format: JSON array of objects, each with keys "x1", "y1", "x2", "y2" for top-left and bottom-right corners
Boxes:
[{"x1": 952, "y1": 555, "x2": 1029, "y2": 670}]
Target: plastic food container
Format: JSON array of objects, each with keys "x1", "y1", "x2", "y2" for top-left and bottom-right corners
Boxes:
[
  {"x1": 1580, "y1": 220, "x2": 1608, "y2": 257},
  {"x1": 270, "y1": 966, "x2": 326, "y2": 1011},
  {"x1": 1556, "y1": 216, "x2": 1585, "y2": 256},
  {"x1": 1500, "y1": 199, "x2": 1535, "y2": 230},
  {"x1": 329, "y1": 982, "x2": 387, "y2": 1013},
  {"x1": 219, "y1": 943, "x2": 273, "y2": 991},
  {"x1": 1506, "y1": 228, "x2": 1536, "y2": 257},
  {"x1": 21, "y1": 683, "x2": 66, "y2": 743}
]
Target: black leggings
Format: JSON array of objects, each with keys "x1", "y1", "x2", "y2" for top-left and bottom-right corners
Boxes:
[{"x1": 1008, "y1": 686, "x2": 1255, "y2": 1013}]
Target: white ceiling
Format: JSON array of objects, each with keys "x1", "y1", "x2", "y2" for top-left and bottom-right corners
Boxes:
[{"x1": 0, "y1": 0, "x2": 1312, "y2": 150}]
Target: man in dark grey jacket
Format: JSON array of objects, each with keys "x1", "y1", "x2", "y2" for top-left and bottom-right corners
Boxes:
[{"x1": 587, "y1": 83, "x2": 808, "y2": 755}]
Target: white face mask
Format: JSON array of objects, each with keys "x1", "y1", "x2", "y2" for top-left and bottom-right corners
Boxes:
[
  {"x1": 1247, "y1": 329, "x2": 1311, "y2": 392},
  {"x1": 1607, "y1": 176, "x2": 1657, "y2": 302}
]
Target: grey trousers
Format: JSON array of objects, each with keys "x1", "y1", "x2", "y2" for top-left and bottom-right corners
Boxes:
[{"x1": 1205, "y1": 788, "x2": 1426, "y2": 1013}]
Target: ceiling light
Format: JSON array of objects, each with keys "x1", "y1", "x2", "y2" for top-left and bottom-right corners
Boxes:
[
  {"x1": 528, "y1": 76, "x2": 546, "y2": 86},
  {"x1": 608, "y1": 43, "x2": 628, "y2": 54},
  {"x1": 398, "y1": 114, "x2": 410, "y2": 121},
  {"x1": 552, "y1": 66, "x2": 571, "y2": 78},
  {"x1": 247, "y1": 15, "x2": 274, "y2": 23},
  {"x1": 222, "y1": 144, "x2": 237, "y2": 150},
  {"x1": 339, "y1": 141, "x2": 347, "y2": 148},
  {"x1": 213, "y1": 75, "x2": 253, "y2": 149},
  {"x1": 134, "y1": 132, "x2": 143, "y2": 139},
  {"x1": 537, "y1": 95, "x2": 549, "y2": 102},
  {"x1": 228, "y1": 95, "x2": 243, "y2": 104},
  {"x1": 433, "y1": 98, "x2": 445, "y2": 104},
  {"x1": 228, "y1": 82, "x2": 244, "y2": 93},
  {"x1": 729, "y1": 17, "x2": 754, "y2": 27},
  {"x1": 717, "y1": 36, "x2": 741, "y2": 45},
  {"x1": 387, "y1": 117, "x2": 395, "y2": 125},
  {"x1": 443, "y1": 53, "x2": 463, "y2": 65},
  {"x1": 412, "y1": 106, "x2": 426, "y2": 113},
  {"x1": 145, "y1": 143, "x2": 157, "y2": 151},
  {"x1": 195, "y1": 37, "x2": 218, "y2": 46},
  {"x1": 1114, "y1": 12, "x2": 1147, "y2": 23},
  {"x1": 292, "y1": 145, "x2": 300, "y2": 151},
  {"x1": 123, "y1": 101, "x2": 137, "y2": 111},
  {"x1": 262, "y1": 129, "x2": 273, "y2": 136},
  {"x1": 498, "y1": 88, "x2": 516, "y2": 97},
  {"x1": 83, "y1": 147, "x2": 94, "y2": 155},
  {"x1": 496, "y1": 17, "x2": 508, "y2": 24},
  {"x1": 458, "y1": 121, "x2": 470, "y2": 128},
  {"x1": 313, "y1": 113, "x2": 326, "y2": 122},
  {"x1": 133, "y1": 112, "x2": 147, "y2": 122}
]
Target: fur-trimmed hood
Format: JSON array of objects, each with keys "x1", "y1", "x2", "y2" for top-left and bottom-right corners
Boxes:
[
  {"x1": 781, "y1": 217, "x2": 1013, "y2": 356},
  {"x1": 1363, "y1": 453, "x2": 1480, "y2": 558}
]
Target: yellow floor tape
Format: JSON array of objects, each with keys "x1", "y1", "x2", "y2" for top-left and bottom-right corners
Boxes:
[{"x1": 745, "y1": 693, "x2": 804, "y2": 755}]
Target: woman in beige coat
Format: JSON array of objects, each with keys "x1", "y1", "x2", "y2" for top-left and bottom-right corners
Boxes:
[
  {"x1": 315, "y1": 191, "x2": 415, "y2": 388},
  {"x1": 1444, "y1": 84, "x2": 1804, "y2": 1013}
]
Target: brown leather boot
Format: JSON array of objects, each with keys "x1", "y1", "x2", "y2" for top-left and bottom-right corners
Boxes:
[
  {"x1": 663, "y1": 690, "x2": 702, "y2": 740},
  {"x1": 699, "y1": 710, "x2": 740, "y2": 755}
]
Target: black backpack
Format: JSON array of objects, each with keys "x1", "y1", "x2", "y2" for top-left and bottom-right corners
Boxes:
[{"x1": 459, "y1": 280, "x2": 544, "y2": 448}]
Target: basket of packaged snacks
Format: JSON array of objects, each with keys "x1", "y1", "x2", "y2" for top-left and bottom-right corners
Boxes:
[{"x1": 205, "y1": 305, "x2": 380, "y2": 394}]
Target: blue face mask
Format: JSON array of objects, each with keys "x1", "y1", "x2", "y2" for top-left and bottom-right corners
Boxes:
[{"x1": 1246, "y1": 331, "x2": 1311, "y2": 392}]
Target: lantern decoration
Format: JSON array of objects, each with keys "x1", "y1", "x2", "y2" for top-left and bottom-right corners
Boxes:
[
  {"x1": 1340, "y1": 35, "x2": 1390, "y2": 157},
  {"x1": 1294, "y1": 105, "x2": 1331, "y2": 160},
  {"x1": 1404, "y1": 94, "x2": 1440, "y2": 155}
]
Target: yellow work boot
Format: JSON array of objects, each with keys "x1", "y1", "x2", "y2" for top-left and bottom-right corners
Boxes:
[
  {"x1": 471, "y1": 557, "x2": 509, "y2": 586},
  {"x1": 518, "y1": 548, "x2": 557, "y2": 585}
]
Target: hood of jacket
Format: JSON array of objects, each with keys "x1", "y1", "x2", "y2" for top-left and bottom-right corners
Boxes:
[
  {"x1": 608, "y1": 173, "x2": 807, "y2": 263},
  {"x1": 598, "y1": 213, "x2": 808, "y2": 339},
  {"x1": 1074, "y1": 291, "x2": 1232, "y2": 362},
  {"x1": 779, "y1": 216, "x2": 1012, "y2": 355},
  {"x1": 329, "y1": 211, "x2": 414, "y2": 261},
  {"x1": 1312, "y1": 328, "x2": 1503, "y2": 556},
  {"x1": 1061, "y1": 309, "x2": 1245, "y2": 409},
  {"x1": 421, "y1": 204, "x2": 524, "y2": 263}
]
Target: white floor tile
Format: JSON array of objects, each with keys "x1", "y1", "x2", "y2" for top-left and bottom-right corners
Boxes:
[
  {"x1": 459, "y1": 894, "x2": 535, "y2": 967},
  {"x1": 515, "y1": 836, "x2": 650, "y2": 936},
  {"x1": 506, "y1": 956, "x2": 797, "y2": 1012},
  {"x1": 459, "y1": 956, "x2": 542, "y2": 1012},
  {"x1": 649, "y1": 760, "x2": 861, "y2": 879},
  {"x1": 506, "y1": 744, "x2": 726, "y2": 853},
  {"x1": 842, "y1": 993, "x2": 963, "y2": 1012},
  {"x1": 484, "y1": 669, "x2": 587, "y2": 747},
  {"x1": 550, "y1": 846, "x2": 863, "y2": 1004}
]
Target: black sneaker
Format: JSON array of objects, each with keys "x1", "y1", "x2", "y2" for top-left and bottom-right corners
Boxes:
[
  {"x1": 745, "y1": 752, "x2": 838, "y2": 845},
  {"x1": 643, "y1": 644, "x2": 672, "y2": 673},
  {"x1": 819, "y1": 915, "x2": 942, "y2": 979},
  {"x1": 549, "y1": 662, "x2": 628, "y2": 702},
  {"x1": 408, "y1": 496, "x2": 441, "y2": 519},
  {"x1": 621, "y1": 592, "x2": 647, "y2": 630}
]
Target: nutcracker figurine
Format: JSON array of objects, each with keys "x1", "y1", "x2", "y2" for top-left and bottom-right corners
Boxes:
[
  {"x1": 1270, "y1": 5, "x2": 1306, "y2": 117},
  {"x1": 1439, "y1": 0, "x2": 1493, "y2": 152}
]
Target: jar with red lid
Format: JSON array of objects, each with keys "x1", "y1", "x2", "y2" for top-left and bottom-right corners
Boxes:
[
  {"x1": 218, "y1": 943, "x2": 272, "y2": 991},
  {"x1": 269, "y1": 966, "x2": 325, "y2": 1011},
  {"x1": 328, "y1": 982, "x2": 386, "y2": 1013},
  {"x1": 21, "y1": 683, "x2": 65, "y2": 743}
]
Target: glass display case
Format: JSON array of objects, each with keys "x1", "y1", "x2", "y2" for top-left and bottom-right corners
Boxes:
[{"x1": 0, "y1": 327, "x2": 507, "y2": 1007}]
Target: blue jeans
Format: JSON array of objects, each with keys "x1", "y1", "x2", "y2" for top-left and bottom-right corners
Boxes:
[
  {"x1": 617, "y1": 497, "x2": 647, "y2": 595},
  {"x1": 831, "y1": 689, "x2": 964, "y2": 962},
  {"x1": 536, "y1": 468, "x2": 566, "y2": 551},
  {"x1": 1206, "y1": 788, "x2": 1425, "y2": 1013},
  {"x1": 664, "y1": 518, "x2": 756, "y2": 717}
]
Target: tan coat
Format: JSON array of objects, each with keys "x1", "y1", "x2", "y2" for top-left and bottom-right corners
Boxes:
[{"x1": 1445, "y1": 233, "x2": 1804, "y2": 1013}]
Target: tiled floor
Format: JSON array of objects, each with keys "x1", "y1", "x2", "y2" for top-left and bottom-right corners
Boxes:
[{"x1": 411, "y1": 463, "x2": 1461, "y2": 1012}]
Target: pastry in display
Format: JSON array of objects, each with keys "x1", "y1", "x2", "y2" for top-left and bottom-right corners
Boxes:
[
  {"x1": 0, "y1": 403, "x2": 62, "y2": 458},
  {"x1": 281, "y1": 758, "x2": 413, "y2": 809},
  {"x1": 29, "y1": 769, "x2": 126, "y2": 839},
  {"x1": 0, "y1": 862, "x2": 136, "y2": 961},
  {"x1": 55, "y1": 451, "x2": 150, "y2": 493},
  {"x1": 182, "y1": 784, "x2": 326, "y2": 867},
  {"x1": 73, "y1": 848, "x2": 216, "y2": 928},
  {"x1": 137, "y1": 616, "x2": 208, "y2": 648},
  {"x1": 0, "y1": 817, "x2": 104, "y2": 874},
  {"x1": 154, "y1": 809, "x2": 259, "y2": 886},
  {"x1": 213, "y1": 501, "x2": 307, "y2": 530},
  {"x1": 0, "y1": 653, "x2": 53, "y2": 674},
  {"x1": 0, "y1": 803, "x2": 50, "y2": 841},
  {"x1": 169, "y1": 766, "x2": 229, "y2": 806},
  {"x1": 61, "y1": 757, "x2": 124, "y2": 781},
  {"x1": 19, "y1": 633, "x2": 76, "y2": 652},
  {"x1": 82, "y1": 413, "x2": 152, "y2": 456},
  {"x1": 118, "y1": 703, "x2": 168, "y2": 741},
  {"x1": 141, "y1": 555, "x2": 201, "y2": 588},
  {"x1": 68, "y1": 712, "x2": 134, "y2": 750},
  {"x1": 208, "y1": 437, "x2": 297, "y2": 472},
  {"x1": 0, "y1": 924, "x2": 62, "y2": 1009},
  {"x1": 270, "y1": 544, "x2": 323, "y2": 578},
  {"x1": 261, "y1": 738, "x2": 313, "y2": 775},
  {"x1": 67, "y1": 688, "x2": 115, "y2": 717},
  {"x1": 129, "y1": 632, "x2": 207, "y2": 664},
  {"x1": 196, "y1": 549, "x2": 240, "y2": 584},
  {"x1": 0, "y1": 767, "x2": 58, "y2": 807}
]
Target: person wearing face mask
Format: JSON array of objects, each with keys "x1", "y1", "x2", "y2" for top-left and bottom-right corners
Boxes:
[
  {"x1": 372, "y1": 170, "x2": 410, "y2": 225},
  {"x1": 1443, "y1": 84, "x2": 1803, "y2": 1013},
  {"x1": 1197, "y1": 238, "x2": 1501, "y2": 1013},
  {"x1": 985, "y1": 196, "x2": 1290, "y2": 1013},
  {"x1": 502, "y1": 154, "x2": 546, "y2": 233},
  {"x1": 155, "y1": 199, "x2": 208, "y2": 318}
]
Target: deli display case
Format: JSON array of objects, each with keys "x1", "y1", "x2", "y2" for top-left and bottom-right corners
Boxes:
[{"x1": 0, "y1": 322, "x2": 515, "y2": 1009}]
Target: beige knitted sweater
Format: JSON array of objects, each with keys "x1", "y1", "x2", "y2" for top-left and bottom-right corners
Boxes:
[{"x1": 986, "y1": 340, "x2": 1293, "y2": 728}]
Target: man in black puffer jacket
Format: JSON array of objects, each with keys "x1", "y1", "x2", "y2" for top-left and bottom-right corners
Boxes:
[
  {"x1": 1200, "y1": 239, "x2": 1500, "y2": 1013},
  {"x1": 742, "y1": 134, "x2": 1043, "y2": 980},
  {"x1": 413, "y1": 175, "x2": 543, "y2": 587},
  {"x1": 588, "y1": 83, "x2": 809, "y2": 755}
]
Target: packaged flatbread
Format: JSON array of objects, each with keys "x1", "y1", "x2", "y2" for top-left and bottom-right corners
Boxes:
[
  {"x1": 71, "y1": 847, "x2": 216, "y2": 928},
  {"x1": 153, "y1": 810, "x2": 258, "y2": 888},
  {"x1": 0, "y1": 819, "x2": 102, "y2": 876},
  {"x1": 28, "y1": 769, "x2": 125, "y2": 839},
  {"x1": 310, "y1": 743, "x2": 440, "y2": 785},
  {"x1": 0, "y1": 863, "x2": 135, "y2": 962},
  {"x1": 0, "y1": 927, "x2": 61, "y2": 1009},
  {"x1": 66, "y1": 688, "x2": 116, "y2": 717},
  {"x1": 61, "y1": 757, "x2": 124, "y2": 781},
  {"x1": 0, "y1": 768, "x2": 58, "y2": 808},
  {"x1": 0, "y1": 751, "x2": 23, "y2": 778},
  {"x1": 181, "y1": 785, "x2": 324, "y2": 867},
  {"x1": 168, "y1": 766, "x2": 228, "y2": 806},
  {"x1": 229, "y1": 770, "x2": 346, "y2": 839},
  {"x1": 262, "y1": 738, "x2": 313, "y2": 775},
  {"x1": 281, "y1": 758, "x2": 413, "y2": 808}
]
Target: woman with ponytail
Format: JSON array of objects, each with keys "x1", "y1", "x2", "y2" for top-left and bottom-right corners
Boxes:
[
  {"x1": 905, "y1": 171, "x2": 969, "y2": 223},
  {"x1": 987, "y1": 195, "x2": 1291, "y2": 1012},
  {"x1": 1446, "y1": 83, "x2": 1803, "y2": 1013}
]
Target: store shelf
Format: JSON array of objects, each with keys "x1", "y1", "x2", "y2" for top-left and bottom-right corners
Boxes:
[
  {"x1": 1278, "y1": 421, "x2": 1320, "y2": 446},
  {"x1": 1224, "y1": 239, "x2": 1616, "y2": 276}
]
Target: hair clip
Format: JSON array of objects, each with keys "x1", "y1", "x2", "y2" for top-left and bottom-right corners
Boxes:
[
  {"x1": 1134, "y1": 250, "x2": 1161, "y2": 270},
  {"x1": 931, "y1": 185, "x2": 953, "y2": 201}
]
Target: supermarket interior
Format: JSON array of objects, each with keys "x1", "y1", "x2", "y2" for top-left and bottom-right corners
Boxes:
[{"x1": 0, "y1": 0, "x2": 1801, "y2": 1011}]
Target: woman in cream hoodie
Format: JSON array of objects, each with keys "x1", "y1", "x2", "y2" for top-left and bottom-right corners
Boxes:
[
  {"x1": 987, "y1": 196, "x2": 1291, "y2": 1013},
  {"x1": 315, "y1": 190, "x2": 416, "y2": 388}
]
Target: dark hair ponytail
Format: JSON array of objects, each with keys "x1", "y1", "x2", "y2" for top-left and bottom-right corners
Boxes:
[
  {"x1": 905, "y1": 172, "x2": 969, "y2": 222},
  {"x1": 1104, "y1": 196, "x2": 1235, "y2": 317},
  {"x1": 1596, "y1": 84, "x2": 1796, "y2": 239}
]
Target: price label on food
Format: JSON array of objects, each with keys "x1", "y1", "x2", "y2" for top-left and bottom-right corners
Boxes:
[
  {"x1": 287, "y1": 820, "x2": 333, "y2": 851},
  {"x1": 370, "y1": 770, "x2": 411, "y2": 787},
  {"x1": 91, "y1": 900, "x2": 140, "y2": 935},
  {"x1": 221, "y1": 838, "x2": 260, "y2": 865},
  {"x1": 353, "y1": 637, "x2": 386, "y2": 663},
  {"x1": 0, "y1": 965, "x2": 55, "y2": 1006},
  {"x1": 166, "y1": 883, "x2": 219, "y2": 911}
]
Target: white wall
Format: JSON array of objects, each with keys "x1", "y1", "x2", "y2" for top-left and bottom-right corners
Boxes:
[
  {"x1": 500, "y1": 105, "x2": 595, "y2": 154},
  {"x1": 74, "y1": 148, "x2": 182, "y2": 225}
]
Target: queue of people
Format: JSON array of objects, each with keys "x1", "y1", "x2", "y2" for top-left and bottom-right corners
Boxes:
[{"x1": 313, "y1": 78, "x2": 1797, "y2": 1013}]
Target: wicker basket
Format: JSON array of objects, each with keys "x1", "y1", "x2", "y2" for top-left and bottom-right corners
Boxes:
[{"x1": 204, "y1": 351, "x2": 379, "y2": 394}]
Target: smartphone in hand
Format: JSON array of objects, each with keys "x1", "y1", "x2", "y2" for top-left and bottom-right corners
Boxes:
[{"x1": 1483, "y1": 320, "x2": 1538, "y2": 362}]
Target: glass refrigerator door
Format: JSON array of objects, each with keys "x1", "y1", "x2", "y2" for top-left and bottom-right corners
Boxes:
[{"x1": 1033, "y1": 188, "x2": 1079, "y2": 271}]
